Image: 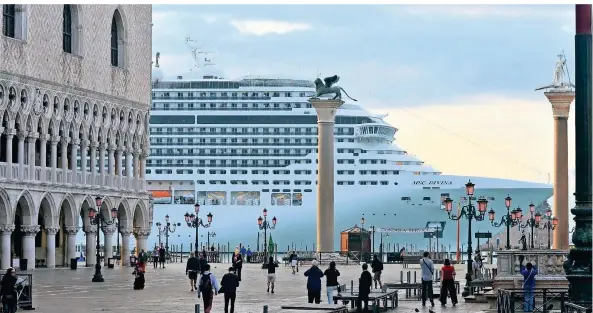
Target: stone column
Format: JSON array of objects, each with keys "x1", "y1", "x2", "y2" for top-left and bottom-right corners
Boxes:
[
  {"x1": 544, "y1": 91, "x2": 575, "y2": 249},
  {"x1": 21, "y1": 225, "x2": 40, "y2": 270},
  {"x1": 133, "y1": 150, "x2": 140, "y2": 178},
  {"x1": 102, "y1": 226, "x2": 116, "y2": 266},
  {"x1": 26, "y1": 134, "x2": 37, "y2": 180},
  {"x1": 50, "y1": 137, "x2": 59, "y2": 183},
  {"x1": 89, "y1": 142, "x2": 97, "y2": 185},
  {"x1": 39, "y1": 135, "x2": 48, "y2": 181},
  {"x1": 5, "y1": 130, "x2": 14, "y2": 178},
  {"x1": 84, "y1": 225, "x2": 97, "y2": 266},
  {"x1": 64, "y1": 226, "x2": 78, "y2": 262},
  {"x1": 44, "y1": 227, "x2": 59, "y2": 268},
  {"x1": 17, "y1": 131, "x2": 26, "y2": 180},
  {"x1": 139, "y1": 152, "x2": 147, "y2": 179},
  {"x1": 0, "y1": 225, "x2": 15, "y2": 270},
  {"x1": 133, "y1": 228, "x2": 151, "y2": 255},
  {"x1": 70, "y1": 139, "x2": 80, "y2": 184},
  {"x1": 116, "y1": 147, "x2": 123, "y2": 176},
  {"x1": 108, "y1": 144, "x2": 116, "y2": 176},
  {"x1": 120, "y1": 227, "x2": 133, "y2": 266},
  {"x1": 80, "y1": 140, "x2": 88, "y2": 185},
  {"x1": 60, "y1": 138, "x2": 69, "y2": 176},
  {"x1": 309, "y1": 98, "x2": 344, "y2": 252},
  {"x1": 99, "y1": 143, "x2": 106, "y2": 186}
]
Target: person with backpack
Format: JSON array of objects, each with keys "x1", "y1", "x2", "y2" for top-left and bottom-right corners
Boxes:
[
  {"x1": 371, "y1": 255, "x2": 384, "y2": 289},
  {"x1": 420, "y1": 251, "x2": 435, "y2": 307},
  {"x1": 198, "y1": 264, "x2": 219, "y2": 313}
]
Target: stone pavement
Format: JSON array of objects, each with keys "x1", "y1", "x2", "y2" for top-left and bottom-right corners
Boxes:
[{"x1": 27, "y1": 262, "x2": 490, "y2": 313}]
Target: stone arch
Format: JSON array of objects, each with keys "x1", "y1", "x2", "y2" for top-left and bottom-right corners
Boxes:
[
  {"x1": 1, "y1": 110, "x2": 10, "y2": 129},
  {"x1": 58, "y1": 193, "x2": 77, "y2": 227},
  {"x1": 132, "y1": 199, "x2": 147, "y2": 229},
  {"x1": 25, "y1": 113, "x2": 34, "y2": 133},
  {"x1": 96, "y1": 195, "x2": 114, "y2": 216},
  {"x1": 37, "y1": 115, "x2": 47, "y2": 135},
  {"x1": 48, "y1": 119, "x2": 58, "y2": 137},
  {"x1": 14, "y1": 189, "x2": 36, "y2": 225},
  {"x1": 14, "y1": 112, "x2": 23, "y2": 132},
  {"x1": 38, "y1": 192, "x2": 58, "y2": 227},
  {"x1": 0, "y1": 188, "x2": 12, "y2": 226},
  {"x1": 111, "y1": 7, "x2": 128, "y2": 68}
]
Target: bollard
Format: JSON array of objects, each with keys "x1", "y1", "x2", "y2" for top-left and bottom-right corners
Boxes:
[
  {"x1": 351, "y1": 280, "x2": 354, "y2": 295},
  {"x1": 414, "y1": 271, "x2": 417, "y2": 283},
  {"x1": 400, "y1": 271, "x2": 403, "y2": 283},
  {"x1": 263, "y1": 305, "x2": 268, "y2": 313},
  {"x1": 195, "y1": 304, "x2": 200, "y2": 313},
  {"x1": 407, "y1": 271, "x2": 410, "y2": 283}
]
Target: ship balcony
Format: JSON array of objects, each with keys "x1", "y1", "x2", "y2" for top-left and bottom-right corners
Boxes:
[
  {"x1": 354, "y1": 123, "x2": 396, "y2": 142},
  {"x1": 0, "y1": 162, "x2": 146, "y2": 192}
]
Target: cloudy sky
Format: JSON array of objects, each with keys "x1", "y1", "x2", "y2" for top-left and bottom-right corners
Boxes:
[{"x1": 152, "y1": 5, "x2": 579, "y2": 216}]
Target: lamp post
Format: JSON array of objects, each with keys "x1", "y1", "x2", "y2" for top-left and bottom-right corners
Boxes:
[
  {"x1": 184, "y1": 204, "x2": 213, "y2": 253},
  {"x1": 536, "y1": 208, "x2": 558, "y2": 249},
  {"x1": 514, "y1": 203, "x2": 540, "y2": 249},
  {"x1": 89, "y1": 196, "x2": 117, "y2": 283},
  {"x1": 114, "y1": 215, "x2": 120, "y2": 258},
  {"x1": 443, "y1": 181, "x2": 489, "y2": 297},
  {"x1": 360, "y1": 216, "x2": 365, "y2": 262},
  {"x1": 156, "y1": 215, "x2": 180, "y2": 258},
  {"x1": 202, "y1": 231, "x2": 216, "y2": 248},
  {"x1": 487, "y1": 195, "x2": 519, "y2": 249},
  {"x1": 257, "y1": 208, "x2": 277, "y2": 267}
]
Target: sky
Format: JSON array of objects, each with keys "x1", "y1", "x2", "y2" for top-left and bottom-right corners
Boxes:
[{"x1": 152, "y1": 5, "x2": 580, "y2": 221}]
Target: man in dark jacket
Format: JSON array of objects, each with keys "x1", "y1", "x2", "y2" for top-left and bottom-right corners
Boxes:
[
  {"x1": 233, "y1": 253, "x2": 243, "y2": 281},
  {"x1": 371, "y1": 255, "x2": 384, "y2": 289},
  {"x1": 304, "y1": 260, "x2": 324, "y2": 304},
  {"x1": 158, "y1": 244, "x2": 166, "y2": 268},
  {"x1": 356, "y1": 263, "x2": 373, "y2": 313},
  {"x1": 220, "y1": 267, "x2": 240, "y2": 313},
  {"x1": 186, "y1": 252, "x2": 200, "y2": 291}
]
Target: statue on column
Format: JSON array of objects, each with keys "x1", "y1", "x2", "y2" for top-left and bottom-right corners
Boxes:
[
  {"x1": 312, "y1": 75, "x2": 358, "y2": 101},
  {"x1": 519, "y1": 231, "x2": 528, "y2": 251},
  {"x1": 535, "y1": 53, "x2": 575, "y2": 91}
]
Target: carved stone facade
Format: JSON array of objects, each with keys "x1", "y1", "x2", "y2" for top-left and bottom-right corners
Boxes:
[{"x1": 0, "y1": 5, "x2": 152, "y2": 270}]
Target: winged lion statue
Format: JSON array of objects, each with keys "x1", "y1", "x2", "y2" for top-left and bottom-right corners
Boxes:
[{"x1": 313, "y1": 75, "x2": 358, "y2": 101}]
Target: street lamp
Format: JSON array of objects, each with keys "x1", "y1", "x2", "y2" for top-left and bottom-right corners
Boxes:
[
  {"x1": 488, "y1": 195, "x2": 519, "y2": 249},
  {"x1": 202, "y1": 231, "x2": 216, "y2": 248},
  {"x1": 156, "y1": 215, "x2": 180, "y2": 258},
  {"x1": 536, "y1": 208, "x2": 558, "y2": 249},
  {"x1": 185, "y1": 204, "x2": 213, "y2": 252},
  {"x1": 513, "y1": 203, "x2": 540, "y2": 249},
  {"x1": 360, "y1": 216, "x2": 366, "y2": 262},
  {"x1": 89, "y1": 196, "x2": 117, "y2": 283},
  {"x1": 443, "y1": 180, "x2": 488, "y2": 297},
  {"x1": 257, "y1": 208, "x2": 277, "y2": 267}
]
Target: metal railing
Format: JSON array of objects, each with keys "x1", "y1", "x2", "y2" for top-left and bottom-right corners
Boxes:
[
  {"x1": 497, "y1": 288, "x2": 569, "y2": 313},
  {"x1": 565, "y1": 302, "x2": 593, "y2": 313}
]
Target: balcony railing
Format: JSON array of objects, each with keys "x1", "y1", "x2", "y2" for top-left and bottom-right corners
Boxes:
[{"x1": 0, "y1": 162, "x2": 145, "y2": 192}]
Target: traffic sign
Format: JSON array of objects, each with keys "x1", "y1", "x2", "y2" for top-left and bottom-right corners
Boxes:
[{"x1": 475, "y1": 232, "x2": 492, "y2": 239}]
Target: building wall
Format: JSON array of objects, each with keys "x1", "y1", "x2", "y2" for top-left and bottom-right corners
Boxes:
[{"x1": 0, "y1": 4, "x2": 152, "y2": 107}]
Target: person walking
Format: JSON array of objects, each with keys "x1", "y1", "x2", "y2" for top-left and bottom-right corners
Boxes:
[
  {"x1": 0, "y1": 268, "x2": 17, "y2": 313},
  {"x1": 199, "y1": 253, "x2": 208, "y2": 275},
  {"x1": 289, "y1": 251, "x2": 298, "y2": 274},
  {"x1": 356, "y1": 263, "x2": 373, "y2": 313},
  {"x1": 220, "y1": 267, "x2": 240, "y2": 313},
  {"x1": 152, "y1": 247, "x2": 159, "y2": 269},
  {"x1": 198, "y1": 264, "x2": 219, "y2": 313},
  {"x1": 304, "y1": 260, "x2": 324, "y2": 304},
  {"x1": 266, "y1": 256, "x2": 279, "y2": 293},
  {"x1": 439, "y1": 259, "x2": 458, "y2": 306},
  {"x1": 520, "y1": 262, "x2": 538, "y2": 312},
  {"x1": 323, "y1": 261, "x2": 341, "y2": 304},
  {"x1": 420, "y1": 251, "x2": 435, "y2": 307},
  {"x1": 233, "y1": 251, "x2": 243, "y2": 281},
  {"x1": 371, "y1": 255, "x2": 383, "y2": 289},
  {"x1": 138, "y1": 249, "x2": 148, "y2": 273},
  {"x1": 159, "y1": 244, "x2": 166, "y2": 268},
  {"x1": 186, "y1": 252, "x2": 200, "y2": 291},
  {"x1": 246, "y1": 247, "x2": 252, "y2": 263}
]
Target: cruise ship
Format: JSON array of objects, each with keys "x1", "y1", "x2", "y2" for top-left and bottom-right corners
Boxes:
[{"x1": 146, "y1": 54, "x2": 553, "y2": 252}]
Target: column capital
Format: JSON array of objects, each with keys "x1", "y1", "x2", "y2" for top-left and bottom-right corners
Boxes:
[
  {"x1": 60, "y1": 137, "x2": 71, "y2": 145},
  {"x1": 80, "y1": 139, "x2": 89, "y2": 148},
  {"x1": 120, "y1": 227, "x2": 134, "y2": 236},
  {"x1": 21, "y1": 225, "x2": 40, "y2": 235},
  {"x1": 71, "y1": 138, "x2": 81, "y2": 146},
  {"x1": 133, "y1": 227, "x2": 151, "y2": 238},
  {"x1": 0, "y1": 224, "x2": 15, "y2": 233},
  {"x1": 109, "y1": 144, "x2": 118, "y2": 151},
  {"x1": 308, "y1": 98, "x2": 344, "y2": 123},
  {"x1": 89, "y1": 141, "x2": 98, "y2": 149},
  {"x1": 4, "y1": 128, "x2": 16, "y2": 137},
  {"x1": 16, "y1": 131, "x2": 28, "y2": 140},
  {"x1": 44, "y1": 227, "x2": 60, "y2": 235},
  {"x1": 544, "y1": 90, "x2": 575, "y2": 119},
  {"x1": 83, "y1": 225, "x2": 98, "y2": 234},
  {"x1": 26, "y1": 132, "x2": 39, "y2": 141},
  {"x1": 64, "y1": 226, "x2": 79, "y2": 235},
  {"x1": 50, "y1": 136, "x2": 60, "y2": 144},
  {"x1": 38, "y1": 134, "x2": 49, "y2": 142},
  {"x1": 99, "y1": 142, "x2": 107, "y2": 150},
  {"x1": 102, "y1": 226, "x2": 117, "y2": 236}
]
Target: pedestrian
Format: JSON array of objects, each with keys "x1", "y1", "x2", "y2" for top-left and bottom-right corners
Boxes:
[
  {"x1": 371, "y1": 254, "x2": 383, "y2": 289},
  {"x1": 266, "y1": 256, "x2": 279, "y2": 293},
  {"x1": 133, "y1": 264, "x2": 145, "y2": 290},
  {"x1": 220, "y1": 267, "x2": 240, "y2": 313},
  {"x1": 323, "y1": 261, "x2": 341, "y2": 304},
  {"x1": 246, "y1": 246, "x2": 252, "y2": 263},
  {"x1": 186, "y1": 252, "x2": 200, "y2": 291},
  {"x1": 152, "y1": 246, "x2": 159, "y2": 269},
  {"x1": 439, "y1": 259, "x2": 458, "y2": 306},
  {"x1": 304, "y1": 260, "x2": 324, "y2": 304},
  {"x1": 198, "y1": 264, "x2": 219, "y2": 313},
  {"x1": 138, "y1": 249, "x2": 148, "y2": 273},
  {"x1": 420, "y1": 251, "x2": 435, "y2": 307},
  {"x1": 473, "y1": 255, "x2": 483, "y2": 279},
  {"x1": 289, "y1": 251, "x2": 299, "y2": 274},
  {"x1": 520, "y1": 262, "x2": 538, "y2": 312},
  {"x1": 199, "y1": 253, "x2": 208, "y2": 275},
  {"x1": 1, "y1": 267, "x2": 17, "y2": 313},
  {"x1": 233, "y1": 251, "x2": 243, "y2": 281},
  {"x1": 356, "y1": 263, "x2": 373, "y2": 313},
  {"x1": 159, "y1": 244, "x2": 166, "y2": 268}
]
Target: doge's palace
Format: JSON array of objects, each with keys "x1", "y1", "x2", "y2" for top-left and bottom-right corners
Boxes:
[{"x1": 0, "y1": 5, "x2": 152, "y2": 269}]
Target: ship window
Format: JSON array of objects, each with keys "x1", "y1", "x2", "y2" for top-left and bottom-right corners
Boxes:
[
  {"x1": 423, "y1": 197, "x2": 431, "y2": 201},
  {"x1": 401, "y1": 196, "x2": 411, "y2": 201},
  {"x1": 304, "y1": 189, "x2": 312, "y2": 192},
  {"x1": 150, "y1": 115, "x2": 195, "y2": 124}
]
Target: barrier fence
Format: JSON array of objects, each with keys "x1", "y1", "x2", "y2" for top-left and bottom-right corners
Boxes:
[{"x1": 497, "y1": 288, "x2": 569, "y2": 313}]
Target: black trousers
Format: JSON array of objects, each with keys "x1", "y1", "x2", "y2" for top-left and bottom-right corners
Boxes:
[
  {"x1": 356, "y1": 293, "x2": 369, "y2": 313},
  {"x1": 421, "y1": 280, "x2": 434, "y2": 304},
  {"x1": 235, "y1": 267, "x2": 242, "y2": 281},
  {"x1": 152, "y1": 256, "x2": 158, "y2": 268},
  {"x1": 307, "y1": 289, "x2": 321, "y2": 304},
  {"x1": 224, "y1": 293, "x2": 236, "y2": 313},
  {"x1": 159, "y1": 257, "x2": 165, "y2": 267},
  {"x1": 440, "y1": 279, "x2": 458, "y2": 304}
]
